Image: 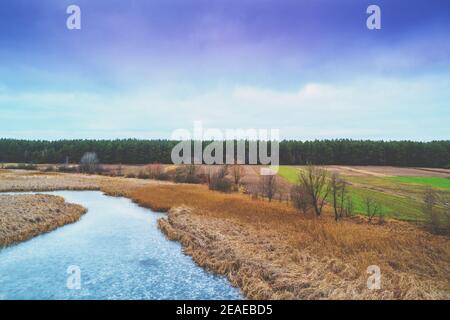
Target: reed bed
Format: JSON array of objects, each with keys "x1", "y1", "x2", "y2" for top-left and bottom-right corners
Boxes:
[
  {"x1": 0, "y1": 170, "x2": 102, "y2": 192},
  {"x1": 129, "y1": 184, "x2": 450, "y2": 300},
  {"x1": 0, "y1": 194, "x2": 87, "y2": 247}
]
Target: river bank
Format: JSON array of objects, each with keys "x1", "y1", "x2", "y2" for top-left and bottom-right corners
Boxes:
[
  {"x1": 129, "y1": 184, "x2": 450, "y2": 299},
  {"x1": 1, "y1": 169, "x2": 449, "y2": 299}
]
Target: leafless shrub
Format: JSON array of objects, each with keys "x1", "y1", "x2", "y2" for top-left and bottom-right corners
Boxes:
[
  {"x1": 330, "y1": 173, "x2": 347, "y2": 221},
  {"x1": 58, "y1": 165, "x2": 78, "y2": 173},
  {"x1": 297, "y1": 164, "x2": 330, "y2": 216},
  {"x1": 145, "y1": 164, "x2": 168, "y2": 180},
  {"x1": 43, "y1": 165, "x2": 56, "y2": 172},
  {"x1": 208, "y1": 165, "x2": 233, "y2": 192},
  {"x1": 116, "y1": 164, "x2": 123, "y2": 176},
  {"x1": 364, "y1": 195, "x2": 382, "y2": 223},
  {"x1": 422, "y1": 188, "x2": 449, "y2": 234},
  {"x1": 79, "y1": 152, "x2": 100, "y2": 174},
  {"x1": 137, "y1": 170, "x2": 150, "y2": 179},
  {"x1": 343, "y1": 196, "x2": 354, "y2": 217},
  {"x1": 175, "y1": 165, "x2": 201, "y2": 184},
  {"x1": 231, "y1": 165, "x2": 245, "y2": 186},
  {"x1": 259, "y1": 175, "x2": 278, "y2": 202},
  {"x1": 290, "y1": 184, "x2": 311, "y2": 214}
]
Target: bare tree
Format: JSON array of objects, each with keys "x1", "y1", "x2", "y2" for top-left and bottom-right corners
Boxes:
[
  {"x1": 423, "y1": 187, "x2": 440, "y2": 232},
  {"x1": 344, "y1": 196, "x2": 354, "y2": 217},
  {"x1": 208, "y1": 165, "x2": 232, "y2": 192},
  {"x1": 298, "y1": 164, "x2": 330, "y2": 217},
  {"x1": 231, "y1": 165, "x2": 244, "y2": 186},
  {"x1": 291, "y1": 184, "x2": 311, "y2": 214},
  {"x1": 330, "y1": 173, "x2": 349, "y2": 221},
  {"x1": 218, "y1": 165, "x2": 229, "y2": 179},
  {"x1": 79, "y1": 152, "x2": 99, "y2": 174},
  {"x1": 175, "y1": 164, "x2": 201, "y2": 183},
  {"x1": 260, "y1": 174, "x2": 278, "y2": 202},
  {"x1": 364, "y1": 195, "x2": 382, "y2": 223},
  {"x1": 117, "y1": 163, "x2": 123, "y2": 176},
  {"x1": 438, "y1": 194, "x2": 450, "y2": 234}
]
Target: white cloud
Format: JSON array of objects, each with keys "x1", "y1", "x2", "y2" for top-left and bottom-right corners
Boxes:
[{"x1": 1, "y1": 75, "x2": 449, "y2": 140}]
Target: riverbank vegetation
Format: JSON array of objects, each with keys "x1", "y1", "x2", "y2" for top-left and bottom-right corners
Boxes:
[
  {"x1": 124, "y1": 183, "x2": 450, "y2": 299},
  {"x1": 0, "y1": 194, "x2": 87, "y2": 247},
  {"x1": 1, "y1": 169, "x2": 449, "y2": 299}
]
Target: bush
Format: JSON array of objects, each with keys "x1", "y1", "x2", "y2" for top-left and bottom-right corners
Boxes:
[
  {"x1": 4, "y1": 163, "x2": 37, "y2": 170},
  {"x1": 144, "y1": 164, "x2": 169, "y2": 181},
  {"x1": 58, "y1": 165, "x2": 78, "y2": 173},
  {"x1": 137, "y1": 170, "x2": 150, "y2": 179},
  {"x1": 43, "y1": 166, "x2": 56, "y2": 172},
  {"x1": 208, "y1": 176, "x2": 233, "y2": 192},
  {"x1": 423, "y1": 188, "x2": 450, "y2": 235},
  {"x1": 174, "y1": 165, "x2": 202, "y2": 184},
  {"x1": 206, "y1": 165, "x2": 233, "y2": 192},
  {"x1": 290, "y1": 185, "x2": 311, "y2": 214},
  {"x1": 259, "y1": 175, "x2": 278, "y2": 202},
  {"x1": 79, "y1": 152, "x2": 100, "y2": 174},
  {"x1": 343, "y1": 196, "x2": 354, "y2": 217},
  {"x1": 364, "y1": 196, "x2": 382, "y2": 223}
]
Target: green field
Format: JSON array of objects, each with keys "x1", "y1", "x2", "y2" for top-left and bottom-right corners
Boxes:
[
  {"x1": 278, "y1": 166, "x2": 450, "y2": 222},
  {"x1": 388, "y1": 176, "x2": 450, "y2": 190},
  {"x1": 278, "y1": 166, "x2": 301, "y2": 184}
]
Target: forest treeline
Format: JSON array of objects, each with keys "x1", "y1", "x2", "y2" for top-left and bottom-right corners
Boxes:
[{"x1": 0, "y1": 139, "x2": 449, "y2": 168}]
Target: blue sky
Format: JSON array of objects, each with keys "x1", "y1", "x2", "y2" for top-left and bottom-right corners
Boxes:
[{"x1": 0, "y1": 0, "x2": 449, "y2": 140}]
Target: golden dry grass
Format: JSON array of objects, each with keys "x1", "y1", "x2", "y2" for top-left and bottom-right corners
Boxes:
[
  {"x1": 0, "y1": 170, "x2": 102, "y2": 192},
  {"x1": 1, "y1": 169, "x2": 449, "y2": 299},
  {"x1": 126, "y1": 184, "x2": 450, "y2": 300},
  {"x1": 0, "y1": 194, "x2": 87, "y2": 247}
]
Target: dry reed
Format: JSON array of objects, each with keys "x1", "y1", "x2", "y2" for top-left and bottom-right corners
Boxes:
[{"x1": 0, "y1": 194, "x2": 87, "y2": 247}]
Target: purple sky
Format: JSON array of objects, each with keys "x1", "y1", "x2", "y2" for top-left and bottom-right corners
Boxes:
[{"x1": 0, "y1": 0, "x2": 449, "y2": 140}]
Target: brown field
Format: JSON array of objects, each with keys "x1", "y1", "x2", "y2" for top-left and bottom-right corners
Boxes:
[
  {"x1": 94, "y1": 163, "x2": 450, "y2": 178},
  {"x1": 0, "y1": 169, "x2": 168, "y2": 192},
  {"x1": 0, "y1": 169, "x2": 103, "y2": 192},
  {"x1": 314, "y1": 166, "x2": 450, "y2": 178},
  {"x1": 1, "y1": 168, "x2": 449, "y2": 299},
  {"x1": 0, "y1": 194, "x2": 87, "y2": 247}
]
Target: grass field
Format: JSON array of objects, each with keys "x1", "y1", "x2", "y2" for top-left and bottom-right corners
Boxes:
[
  {"x1": 388, "y1": 176, "x2": 450, "y2": 190},
  {"x1": 278, "y1": 166, "x2": 301, "y2": 184},
  {"x1": 278, "y1": 166, "x2": 450, "y2": 222}
]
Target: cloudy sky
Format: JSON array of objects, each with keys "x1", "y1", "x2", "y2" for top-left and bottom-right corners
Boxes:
[{"x1": 0, "y1": 0, "x2": 449, "y2": 140}]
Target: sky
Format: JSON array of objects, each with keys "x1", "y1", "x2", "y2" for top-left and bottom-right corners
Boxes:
[{"x1": 0, "y1": 0, "x2": 449, "y2": 140}]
